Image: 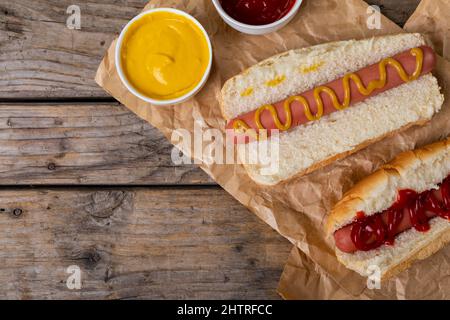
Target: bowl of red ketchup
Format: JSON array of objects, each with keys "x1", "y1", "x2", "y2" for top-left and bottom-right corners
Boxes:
[{"x1": 212, "y1": 0, "x2": 302, "y2": 35}]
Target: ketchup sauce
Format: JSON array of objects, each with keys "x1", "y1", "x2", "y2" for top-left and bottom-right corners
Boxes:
[
  {"x1": 219, "y1": 0, "x2": 297, "y2": 25},
  {"x1": 349, "y1": 175, "x2": 450, "y2": 252}
]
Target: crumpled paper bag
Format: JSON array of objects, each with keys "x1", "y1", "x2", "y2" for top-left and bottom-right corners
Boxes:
[
  {"x1": 278, "y1": 0, "x2": 450, "y2": 300},
  {"x1": 95, "y1": 0, "x2": 450, "y2": 299}
]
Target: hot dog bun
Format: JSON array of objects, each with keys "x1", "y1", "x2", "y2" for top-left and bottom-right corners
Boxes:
[
  {"x1": 221, "y1": 34, "x2": 444, "y2": 185},
  {"x1": 326, "y1": 138, "x2": 450, "y2": 280}
]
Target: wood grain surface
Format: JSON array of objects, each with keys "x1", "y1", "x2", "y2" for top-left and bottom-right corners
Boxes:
[
  {"x1": 0, "y1": 187, "x2": 289, "y2": 299},
  {"x1": 0, "y1": 102, "x2": 211, "y2": 185},
  {"x1": 0, "y1": 0, "x2": 146, "y2": 98},
  {"x1": 0, "y1": 0, "x2": 423, "y2": 299}
]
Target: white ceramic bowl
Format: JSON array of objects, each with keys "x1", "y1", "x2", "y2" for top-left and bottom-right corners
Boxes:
[
  {"x1": 115, "y1": 8, "x2": 213, "y2": 106},
  {"x1": 212, "y1": 0, "x2": 302, "y2": 35}
]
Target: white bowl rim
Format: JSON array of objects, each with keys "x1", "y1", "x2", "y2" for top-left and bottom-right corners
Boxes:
[
  {"x1": 115, "y1": 8, "x2": 213, "y2": 106},
  {"x1": 211, "y1": 0, "x2": 302, "y2": 30}
]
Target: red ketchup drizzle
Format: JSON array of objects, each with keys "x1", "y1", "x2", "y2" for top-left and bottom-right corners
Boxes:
[
  {"x1": 350, "y1": 212, "x2": 386, "y2": 251},
  {"x1": 350, "y1": 175, "x2": 450, "y2": 252},
  {"x1": 385, "y1": 207, "x2": 403, "y2": 245},
  {"x1": 219, "y1": 0, "x2": 297, "y2": 25}
]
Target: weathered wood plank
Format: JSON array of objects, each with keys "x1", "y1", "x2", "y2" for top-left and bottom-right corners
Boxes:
[
  {"x1": 0, "y1": 187, "x2": 290, "y2": 299},
  {"x1": 0, "y1": 102, "x2": 212, "y2": 185},
  {"x1": 0, "y1": 0, "x2": 421, "y2": 99}
]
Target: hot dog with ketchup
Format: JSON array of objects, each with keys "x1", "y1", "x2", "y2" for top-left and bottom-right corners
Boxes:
[
  {"x1": 220, "y1": 34, "x2": 444, "y2": 186},
  {"x1": 226, "y1": 46, "x2": 437, "y2": 141},
  {"x1": 326, "y1": 139, "x2": 450, "y2": 280}
]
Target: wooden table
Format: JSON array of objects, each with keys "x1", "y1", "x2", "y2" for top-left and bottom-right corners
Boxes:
[{"x1": 0, "y1": 0, "x2": 421, "y2": 299}]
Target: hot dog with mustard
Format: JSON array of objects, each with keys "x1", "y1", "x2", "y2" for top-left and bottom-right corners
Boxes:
[
  {"x1": 220, "y1": 34, "x2": 444, "y2": 186},
  {"x1": 227, "y1": 46, "x2": 436, "y2": 140}
]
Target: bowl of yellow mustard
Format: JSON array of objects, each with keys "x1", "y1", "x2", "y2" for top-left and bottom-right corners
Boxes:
[{"x1": 115, "y1": 8, "x2": 213, "y2": 105}]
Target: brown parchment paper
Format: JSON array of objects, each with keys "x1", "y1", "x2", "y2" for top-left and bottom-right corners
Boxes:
[
  {"x1": 95, "y1": 0, "x2": 450, "y2": 299},
  {"x1": 279, "y1": 0, "x2": 450, "y2": 300}
]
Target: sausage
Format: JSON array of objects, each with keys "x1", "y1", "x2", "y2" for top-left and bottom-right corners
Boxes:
[
  {"x1": 334, "y1": 189, "x2": 442, "y2": 253},
  {"x1": 227, "y1": 46, "x2": 436, "y2": 143}
]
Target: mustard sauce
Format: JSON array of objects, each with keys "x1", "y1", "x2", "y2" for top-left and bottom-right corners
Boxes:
[{"x1": 121, "y1": 11, "x2": 210, "y2": 100}]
